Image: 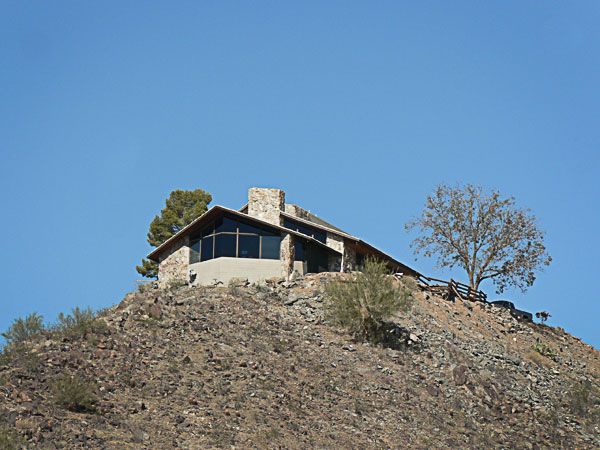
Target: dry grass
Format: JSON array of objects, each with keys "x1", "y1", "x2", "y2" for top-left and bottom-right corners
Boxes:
[{"x1": 525, "y1": 349, "x2": 553, "y2": 368}]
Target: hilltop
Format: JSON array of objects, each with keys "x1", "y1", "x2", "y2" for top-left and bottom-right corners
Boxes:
[{"x1": 1, "y1": 274, "x2": 599, "y2": 449}]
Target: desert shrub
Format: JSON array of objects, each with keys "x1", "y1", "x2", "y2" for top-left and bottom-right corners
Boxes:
[
  {"x1": 532, "y1": 342, "x2": 558, "y2": 362},
  {"x1": 525, "y1": 349, "x2": 552, "y2": 368},
  {"x1": 325, "y1": 257, "x2": 413, "y2": 344},
  {"x1": 1, "y1": 312, "x2": 45, "y2": 345},
  {"x1": 0, "y1": 423, "x2": 25, "y2": 449},
  {"x1": 53, "y1": 307, "x2": 107, "y2": 340},
  {"x1": 397, "y1": 274, "x2": 419, "y2": 291},
  {"x1": 53, "y1": 373, "x2": 98, "y2": 412},
  {"x1": 228, "y1": 278, "x2": 243, "y2": 296},
  {"x1": 1, "y1": 345, "x2": 43, "y2": 373},
  {"x1": 568, "y1": 379, "x2": 599, "y2": 418},
  {"x1": 0, "y1": 347, "x2": 13, "y2": 366},
  {"x1": 166, "y1": 278, "x2": 187, "y2": 291},
  {"x1": 137, "y1": 281, "x2": 155, "y2": 294}
]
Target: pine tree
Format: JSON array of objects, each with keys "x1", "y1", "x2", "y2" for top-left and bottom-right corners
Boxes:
[{"x1": 137, "y1": 189, "x2": 212, "y2": 278}]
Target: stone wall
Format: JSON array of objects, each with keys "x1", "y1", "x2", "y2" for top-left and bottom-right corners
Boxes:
[
  {"x1": 284, "y1": 204, "x2": 312, "y2": 221},
  {"x1": 157, "y1": 236, "x2": 190, "y2": 288},
  {"x1": 280, "y1": 233, "x2": 295, "y2": 280},
  {"x1": 248, "y1": 188, "x2": 285, "y2": 226},
  {"x1": 342, "y1": 245, "x2": 357, "y2": 273}
]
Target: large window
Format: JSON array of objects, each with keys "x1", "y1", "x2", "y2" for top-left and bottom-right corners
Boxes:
[
  {"x1": 306, "y1": 243, "x2": 329, "y2": 273},
  {"x1": 295, "y1": 239, "x2": 305, "y2": 261},
  {"x1": 284, "y1": 219, "x2": 327, "y2": 243},
  {"x1": 189, "y1": 215, "x2": 281, "y2": 263}
]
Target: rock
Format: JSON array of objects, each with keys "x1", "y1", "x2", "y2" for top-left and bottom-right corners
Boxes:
[
  {"x1": 149, "y1": 304, "x2": 162, "y2": 319},
  {"x1": 0, "y1": 274, "x2": 598, "y2": 449},
  {"x1": 284, "y1": 294, "x2": 305, "y2": 306},
  {"x1": 453, "y1": 364, "x2": 469, "y2": 386}
]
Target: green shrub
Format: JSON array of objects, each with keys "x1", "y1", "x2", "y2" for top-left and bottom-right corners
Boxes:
[
  {"x1": 532, "y1": 342, "x2": 559, "y2": 362},
  {"x1": 325, "y1": 257, "x2": 413, "y2": 344},
  {"x1": 53, "y1": 373, "x2": 98, "y2": 412},
  {"x1": 228, "y1": 278, "x2": 244, "y2": 296},
  {"x1": 1, "y1": 312, "x2": 45, "y2": 345},
  {"x1": 0, "y1": 423, "x2": 25, "y2": 449},
  {"x1": 2, "y1": 345, "x2": 42, "y2": 372},
  {"x1": 53, "y1": 307, "x2": 106, "y2": 340},
  {"x1": 137, "y1": 281, "x2": 155, "y2": 293},
  {"x1": 166, "y1": 278, "x2": 187, "y2": 291},
  {"x1": 569, "y1": 379, "x2": 598, "y2": 418}
]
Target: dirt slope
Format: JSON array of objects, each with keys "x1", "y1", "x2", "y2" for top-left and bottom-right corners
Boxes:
[{"x1": 1, "y1": 274, "x2": 599, "y2": 449}]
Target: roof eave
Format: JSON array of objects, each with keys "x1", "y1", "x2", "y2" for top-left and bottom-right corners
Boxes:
[
  {"x1": 280, "y1": 211, "x2": 358, "y2": 240},
  {"x1": 147, "y1": 206, "x2": 341, "y2": 262}
]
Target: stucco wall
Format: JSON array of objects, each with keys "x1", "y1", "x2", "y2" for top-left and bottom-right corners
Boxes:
[
  {"x1": 189, "y1": 257, "x2": 286, "y2": 285},
  {"x1": 157, "y1": 236, "x2": 190, "y2": 288}
]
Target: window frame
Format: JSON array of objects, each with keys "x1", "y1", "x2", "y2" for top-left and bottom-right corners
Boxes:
[
  {"x1": 283, "y1": 218, "x2": 327, "y2": 243},
  {"x1": 189, "y1": 214, "x2": 281, "y2": 262}
]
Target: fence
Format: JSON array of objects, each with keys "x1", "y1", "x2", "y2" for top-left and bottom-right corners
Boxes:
[{"x1": 407, "y1": 274, "x2": 487, "y2": 303}]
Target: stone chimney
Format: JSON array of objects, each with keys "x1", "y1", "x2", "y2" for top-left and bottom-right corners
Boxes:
[{"x1": 247, "y1": 188, "x2": 285, "y2": 226}]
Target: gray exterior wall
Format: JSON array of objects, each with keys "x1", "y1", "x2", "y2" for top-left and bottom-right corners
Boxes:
[{"x1": 189, "y1": 257, "x2": 305, "y2": 286}]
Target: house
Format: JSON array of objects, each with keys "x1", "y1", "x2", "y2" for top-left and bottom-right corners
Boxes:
[{"x1": 147, "y1": 188, "x2": 420, "y2": 287}]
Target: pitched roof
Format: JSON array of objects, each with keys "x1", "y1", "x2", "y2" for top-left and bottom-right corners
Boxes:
[
  {"x1": 146, "y1": 205, "x2": 340, "y2": 262},
  {"x1": 279, "y1": 211, "x2": 420, "y2": 276},
  {"x1": 146, "y1": 203, "x2": 421, "y2": 278}
]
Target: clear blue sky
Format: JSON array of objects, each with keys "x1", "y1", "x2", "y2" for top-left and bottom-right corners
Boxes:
[{"x1": 1, "y1": 1, "x2": 599, "y2": 349}]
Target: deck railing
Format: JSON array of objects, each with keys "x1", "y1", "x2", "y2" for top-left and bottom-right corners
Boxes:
[{"x1": 399, "y1": 274, "x2": 487, "y2": 303}]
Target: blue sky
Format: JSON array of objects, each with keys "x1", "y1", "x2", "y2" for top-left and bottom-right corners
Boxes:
[{"x1": 1, "y1": 1, "x2": 599, "y2": 348}]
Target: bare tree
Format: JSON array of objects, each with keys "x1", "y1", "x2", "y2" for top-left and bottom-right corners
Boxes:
[{"x1": 406, "y1": 183, "x2": 551, "y2": 293}]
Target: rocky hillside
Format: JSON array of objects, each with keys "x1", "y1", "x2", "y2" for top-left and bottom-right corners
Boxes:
[{"x1": 1, "y1": 274, "x2": 599, "y2": 449}]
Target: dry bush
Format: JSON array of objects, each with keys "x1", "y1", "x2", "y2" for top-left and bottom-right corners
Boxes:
[
  {"x1": 525, "y1": 349, "x2": 553, "y2": 368},
  {"x1": 325, "y1": 257, "x2": 413, "y2": 345},
  {"x1": 0, "y1": 424, "x2": 25, "y2": 449},
  {"x1": 532, "y1": 342, "x2": 559, "y2": 362},
  {"x1": 166, "y1": 278, "x2": 187, "y2": 292},
  {"x1": 2, "y1": 312, "x2": 45, "y2": 345},
  {"x1": 568, "y1": 379, "x2": 599, "y2": 419},
  {"x1": 53, "y1": 307, "x2": 106, "y2": 341},
  {"x1": 53, "y1": 373, "x2": 98, "y2": 412}
]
